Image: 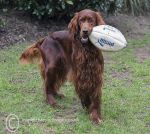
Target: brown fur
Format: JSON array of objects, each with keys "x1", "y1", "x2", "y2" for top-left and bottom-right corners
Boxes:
[
  {"x1": 20, "y1": 38, "x2": 44, "y2": 64},
  {"x1": 20, "y1": 9, "x2": 105, "y2": 124}
]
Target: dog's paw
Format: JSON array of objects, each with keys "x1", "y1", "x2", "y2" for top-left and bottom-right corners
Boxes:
[
  {"x1": 54, "y1": 92, "x2": 65, "y2": 99},
  {"x1": 91, "y1": 116, "x2": 102, "y2": 124},
  {"x1": 90, "y1": 110, "x2": 102, "y2": 124},
  {"x1": 46, "y1": 94, "x2": 57, "y2": 106}
]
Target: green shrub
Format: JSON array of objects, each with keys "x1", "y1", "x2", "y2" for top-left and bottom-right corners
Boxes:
[
  {"x1": 123, "y1": 0, "x2": 150, "y2": 15},
  {"x1": 0, "y1": 0, "x2": 14, "y2": 8},
  {"x1": 0, "y1": 0, "x2": 122, "y2": 19},
  {"x1": 14, "y1": 0, "x2": 75, "y2": 19},
  {"x1": 0, "y1": 19, "x2": 6, "y2": 28},
  {"x1": 14, "y1": 0, "x2": 118, "y2": 19},
  {"x1": 0, "y1": 0, "x2": 150, "y2": 19}
]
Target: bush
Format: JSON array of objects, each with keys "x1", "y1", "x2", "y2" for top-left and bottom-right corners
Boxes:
[
  {"x1": 0, "y1": 0, "x2": 122, "y2": 19},
  {"x1": 0, "y1": 0, "x2": 14, "y2": 8},
  {"x1": 14, "y1": 0, "x2": 75, "y2": 19},
  {"x1": 123, "y1": 0, "x2": 150, "y2": 15},
  {"x1": 0, "y1": 19, "x2": 6, "y2": 28},
  {"x1": 0, "y1": 0, "x2": 150, "y2": 20},
  {"x1": 14, "y1": 0, "x2": 117, "y2": 19}
]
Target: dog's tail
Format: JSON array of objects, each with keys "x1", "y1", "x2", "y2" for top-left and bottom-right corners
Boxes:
[{"x1": 20, "y1": 38, "x2": 45, "y2": 65}]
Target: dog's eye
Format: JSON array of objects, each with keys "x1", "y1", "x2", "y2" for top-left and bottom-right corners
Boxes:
[
  {"x1": 79, "y1": 18, "x2": 85, "y2": 23},
  {"x1": 88, "y1": 18, "x2": 93, "y2": 23}
]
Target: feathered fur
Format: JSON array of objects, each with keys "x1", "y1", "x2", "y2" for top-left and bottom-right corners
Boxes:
[
  {"x1": 20, "y1": 38, "x2": 44, "y2": 64},
  {"x1": 20, "y1": 9, "x2": 105, "y2": 124}
]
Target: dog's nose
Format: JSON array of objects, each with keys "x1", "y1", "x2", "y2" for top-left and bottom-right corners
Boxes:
[{"x1": 83, "y1": 29, "x2": 88, "y2": 34}]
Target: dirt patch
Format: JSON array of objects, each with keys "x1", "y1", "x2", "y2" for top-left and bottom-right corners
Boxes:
[
  {"x1": 0, "y1": 10, "x2": 150, "y2": 48},
  {"x1": 0, "y1": 11, "x2": 67, "y2": 48},
  {"x1": 103, "y1": 52, "x2": 116, "y2": 64},
  {"x1": 111, "y1": 71, "x2": 131, "y2": 79},
  {"x1": 111, "y1": 70, "x2": 132, "y2": 85},
  {"x1": 105, "y1": 14, "x2": 150, "y2": 39},
  {"x1": 134, "y1": 46, "x2": 150, "y2": 62},
  {"x1": 54, "y1": 98, "x2": 80, "y2": 124}
]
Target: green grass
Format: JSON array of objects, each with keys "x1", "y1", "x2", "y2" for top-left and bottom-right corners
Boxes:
[{"x1": 0, "y1": 36, "x2": 150, "y2": 134}]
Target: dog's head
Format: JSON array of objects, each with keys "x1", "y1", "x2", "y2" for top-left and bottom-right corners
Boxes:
[{"x1": 68, "y1": 9, "x2": 105, "y2": 44}]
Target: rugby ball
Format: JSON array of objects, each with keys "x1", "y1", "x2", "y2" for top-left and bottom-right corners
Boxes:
[{"x1": 89, "y1": 25, "x2": 127, "y2": 51}]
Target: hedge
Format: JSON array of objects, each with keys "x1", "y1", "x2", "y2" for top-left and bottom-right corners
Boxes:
[{"x1": 0, "y1": 0, "x2": 150, "y2": 19}]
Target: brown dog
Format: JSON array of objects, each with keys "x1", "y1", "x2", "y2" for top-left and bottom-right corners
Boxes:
[{"x1": 20, "y1": 9, "x2": 105, "y2": 124}]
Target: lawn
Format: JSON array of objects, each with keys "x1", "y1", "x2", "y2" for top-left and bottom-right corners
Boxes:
[{"x1": 0, "y1": 36, "x2": 150, "y2": 134}]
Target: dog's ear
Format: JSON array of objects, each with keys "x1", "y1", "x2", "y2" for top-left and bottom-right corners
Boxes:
[
  {"x1": 96, "y1": 12, "x2": 105, "y2": 25},
  {"x1": 68, "y1": 13, "x2": 79, "y2": 37}
]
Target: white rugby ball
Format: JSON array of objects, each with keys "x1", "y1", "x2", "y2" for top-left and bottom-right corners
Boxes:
[{"x1": 89, "y1": 25, "x2": 127, "y2": 51}]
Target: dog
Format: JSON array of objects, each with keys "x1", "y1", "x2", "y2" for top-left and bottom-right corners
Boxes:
[{"x1": 20, "y1": 9, "x2": 105, "y2": 124}]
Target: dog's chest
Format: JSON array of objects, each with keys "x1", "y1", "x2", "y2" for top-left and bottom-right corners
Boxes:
[{"x1": 72, "y1": 44, "x2": 103, "y2": 90}]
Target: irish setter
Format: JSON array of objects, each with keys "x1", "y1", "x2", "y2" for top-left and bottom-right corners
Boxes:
[{"x1": 20, "y1": 9, "x2": 105, "y2": 124}]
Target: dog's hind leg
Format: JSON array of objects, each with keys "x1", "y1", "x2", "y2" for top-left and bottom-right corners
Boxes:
[{"x1": 44, "y1": 57, "x2": 67, "y2": 107}]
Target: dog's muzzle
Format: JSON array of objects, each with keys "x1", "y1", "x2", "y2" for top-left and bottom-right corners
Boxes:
[{"x1": 81, "y1": 30, "x2": 89, "y2": 44}]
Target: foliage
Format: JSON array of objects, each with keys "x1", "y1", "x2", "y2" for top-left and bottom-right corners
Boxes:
[
  {"x1": 0, "y1": 19, "x2": 6, "y2": 28},
  {"x1": 0, "y1": 0, "x2": 14, "y2": 8},
  {"x1": 12, "y1": 0, "x2": 121, "y2": 19},
  {"x1": 14, "y1": 0, "x2": 75, "y2": 19},
  {"x1": 0, "y1": 0, "x2": 150, "y2": 19},
  {"x1": 123, "y1": 0, "x2": 150, "y2": 15}
]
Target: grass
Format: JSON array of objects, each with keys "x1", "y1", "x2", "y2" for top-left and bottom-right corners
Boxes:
[{"x1": 0, "y1": 36, "x2": 150, "y2": 134}]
